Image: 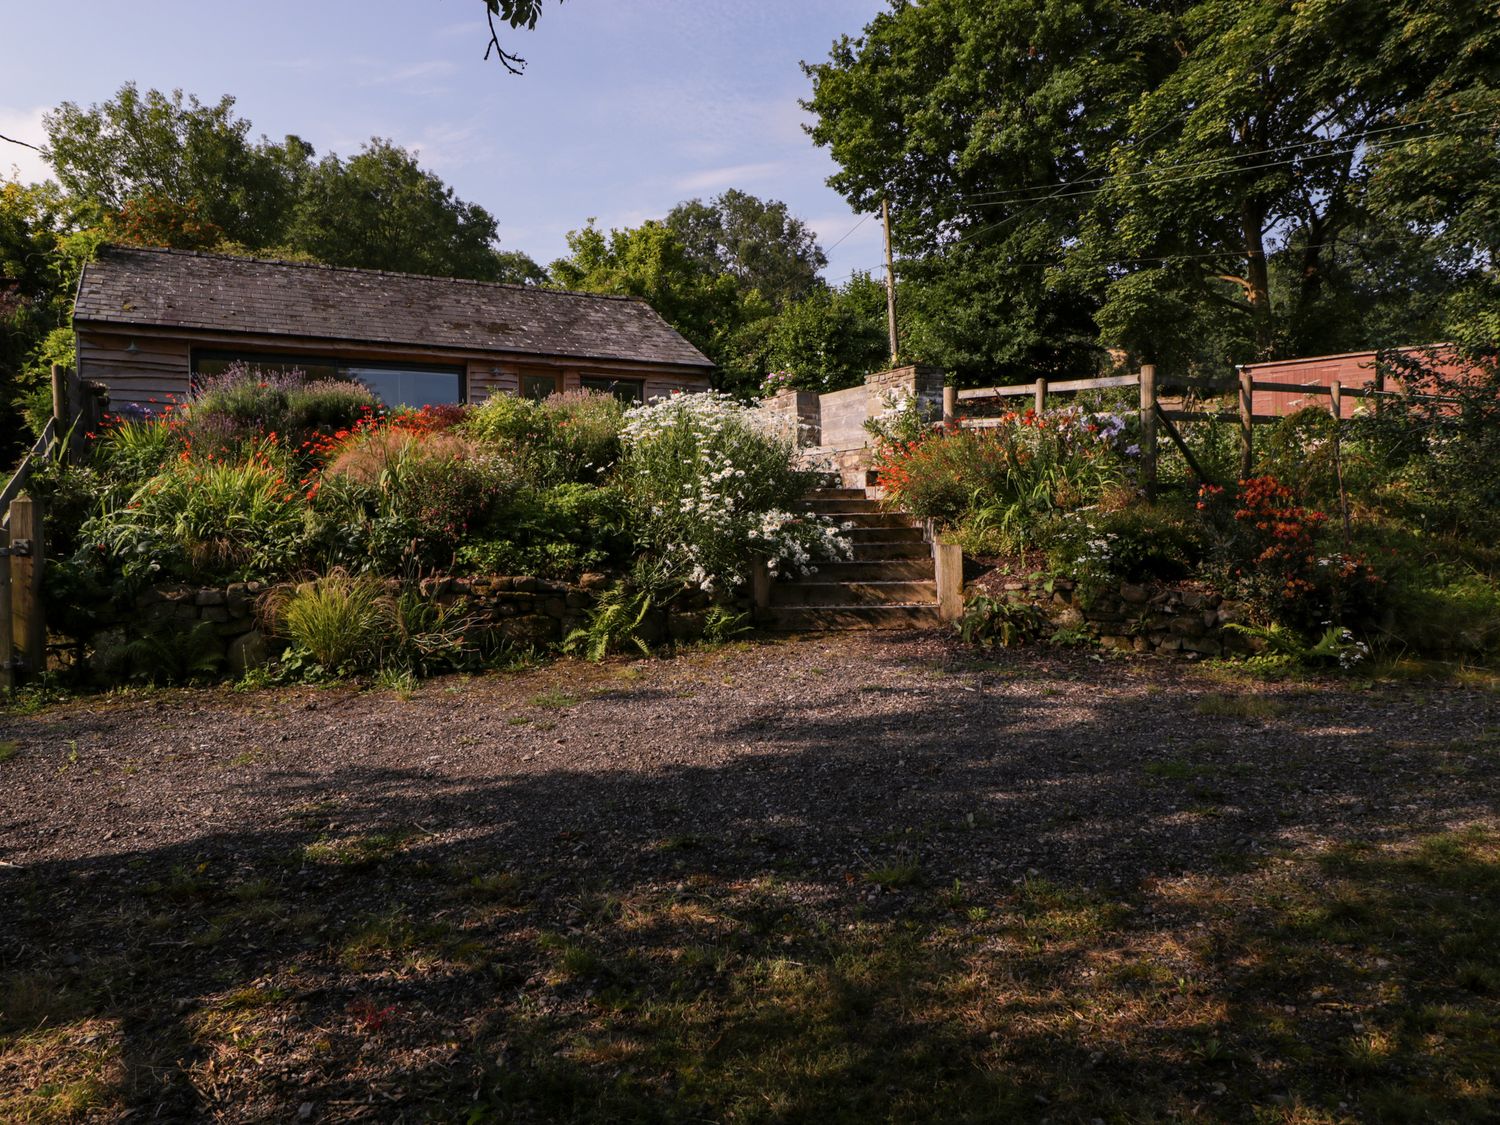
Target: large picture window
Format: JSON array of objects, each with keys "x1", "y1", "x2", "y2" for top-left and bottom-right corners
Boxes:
[
  {"x1": 580, "y1": 374, "x2": 645, "y2": 404},
  {"x1": 192, "y1": 350, "x2": 464, "y2": 408},
  {"x1": 520, "y1": 372, "x2": 562, "y2": 400}
]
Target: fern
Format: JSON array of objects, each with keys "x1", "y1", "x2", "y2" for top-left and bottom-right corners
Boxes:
[{"x1": 565, "y1": 585, "x2": 655, "y2": 661}]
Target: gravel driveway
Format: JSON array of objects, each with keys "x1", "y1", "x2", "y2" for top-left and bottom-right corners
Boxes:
[{"x1": 2, "y1": 633, "x2": 1497, "y2": 1122}]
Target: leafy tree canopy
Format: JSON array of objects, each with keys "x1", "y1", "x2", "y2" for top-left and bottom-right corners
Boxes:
[
  {"x1": 665, "y1": 189, "x2": 828, "y2": 309},
  {"x1": 549, "y1": 218, "x2": 745, "y2": 370},
  {"x1": 43, "y1": 83, "x2": 305, "y2": 249},
  {"x1": 286, "y1": 138, "x2": 504, "y2": 280},
  {"x1": 805, "y1": 0, "x2": 1500, "y2": 379}
]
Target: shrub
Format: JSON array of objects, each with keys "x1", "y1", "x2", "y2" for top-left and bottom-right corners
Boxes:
[
  {"x1": 456, "y1": 483, "x2": 629, "y2": 579},
  {"x1": 617, "y1": 391, "x2": 849, "y2": 591},
  {"x1": 1200, "y1": 475, "x2": 1383, "y2": 633},
  {"x1": 1046, "y1": 501, "x2": 1209, "y2": 596},
  {"x1": 315, "y1": 428, "x2": 511, "y2": 573},
  {"x1": 80, "y1": 440, "x2": 306, "y2": 585},
  {"x1": 876, "y1": 409, "x2": 1130, "y2": 551},
  {"x1": 463, "y1": 390, "x2": 625, "y2": 485},
  {"x1": 180, "y1": 364, "x2": 378, "y2": 458}
]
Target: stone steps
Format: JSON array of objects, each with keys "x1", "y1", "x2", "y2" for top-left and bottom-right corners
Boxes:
[
  {"x1": 761, "y1": 488, "x2": 941, "y2": 632},
  {"x1": 798, "y1": 558, "x2": 935, "y2": 583},
  {"x1": 771, "y1": 580, "x2": 938, "y2": 608},
  {"x1": 761, "y1": 604, "x2": 943, "y2": 632}
]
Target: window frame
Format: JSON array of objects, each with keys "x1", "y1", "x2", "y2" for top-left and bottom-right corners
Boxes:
[
  {"x1": 189, "y1": 348, "x2": 466, "y2": 407},
  {"x1": 579, "y1": 374, "x2": 646, "y2": 404}
]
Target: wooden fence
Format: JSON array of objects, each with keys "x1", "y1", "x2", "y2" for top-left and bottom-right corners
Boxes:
[
  {"x1": 943, "y1": 365, "x2": 1462, "y2": 499},
  {"x1": 0, "y1": 366, "x2": 106, "y2": 691}
]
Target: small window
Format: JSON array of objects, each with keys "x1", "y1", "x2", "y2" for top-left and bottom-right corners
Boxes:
[
  {"x1": 521, "y1": 372, "x2": 561, "y2": 400},
  {"x1": 580, "y1": 375, "x2": 645, "y2": 404}
]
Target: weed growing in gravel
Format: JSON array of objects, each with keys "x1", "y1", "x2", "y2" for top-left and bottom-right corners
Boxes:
[
  {"x1": 1192, "y1": 692, "x2": 1287, "y2": 720},
  {"x1": 0, "y1": 741, "x2": 18, "y2": 764},
  {"x1": 529, "y1": 689, "x2": 579, "y2": 710},
  {"x1": 864, "y1": 856, "x2": 923, "y2": 888}
]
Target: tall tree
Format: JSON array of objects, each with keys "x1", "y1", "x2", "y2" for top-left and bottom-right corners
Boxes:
[
  {"x1": 286, "y1": 139, "x2": 505, "y2": 280},
  {"x1": 805, "y1": 0, "x2": 1500, "y2": 378},
  {"x1": 549, "y1": 219, "x2": 744, "y2": 369},
  {"x1": 43, "y1": 83, "x2": 306, "y2": 248},
  {"x1": 666, "y1": 190, "x2": 828, "y2": 309}
]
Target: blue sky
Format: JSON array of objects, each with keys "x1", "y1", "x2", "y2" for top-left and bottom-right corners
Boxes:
[{"x1": 0, "y1": 0, "x2": 890, "y2": 283}]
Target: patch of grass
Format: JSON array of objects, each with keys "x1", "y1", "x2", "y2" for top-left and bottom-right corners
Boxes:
[
  {"x1": 0, "y1": 740, "x2": 18, "y2": 764},
  {"x1": 1192, "y1": 692, "x2": 1287, "y2": 719},
  {"x1": 301, "y1": 832, "x2": 409, "y2": 869},
  {"x1": 529, "y1": 689, "x2": 579, "y2": 710},
  {"x1": 864, "y1": 857, "x2": 922, "y2": 888}
]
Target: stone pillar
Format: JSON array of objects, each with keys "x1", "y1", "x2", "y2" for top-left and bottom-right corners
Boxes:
[
  {"x1": 863, "y1": 365, "x2": 946, "y2": 422},
  {"x1": 764, "y1": 388, "x2": 822, "y2": 447}
]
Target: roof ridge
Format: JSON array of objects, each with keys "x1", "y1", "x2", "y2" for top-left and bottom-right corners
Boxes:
[{"x1": 93, "y1": 242, "x2": 648, "y2": 304}]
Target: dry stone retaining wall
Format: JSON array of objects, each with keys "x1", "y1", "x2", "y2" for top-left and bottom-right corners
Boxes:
[
  {"x1": 88, "y1": 575, "x2": 743, "y2": 681},
  {"x1": 985, "y1": 574, "x2": 1254, "y2": 658}
]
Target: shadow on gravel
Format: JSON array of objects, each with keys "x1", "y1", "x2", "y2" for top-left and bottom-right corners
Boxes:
[{"x1": 2, "y1": 642, "x2": 1499, "y2": 1121}]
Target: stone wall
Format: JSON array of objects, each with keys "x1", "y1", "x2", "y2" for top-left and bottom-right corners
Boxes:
[
  {"x1": 89, "y1": 573, "x2": 741, "y2": 681},
  {"x1": 982, "y1": 575, "x2": 1253, "y2": 658},
  {"x1": 762, "y1": 366, "x2": 949, "y2": 490}
]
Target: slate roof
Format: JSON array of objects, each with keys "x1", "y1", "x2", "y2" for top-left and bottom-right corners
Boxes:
[{"x1": 74, "y1": 244, "x2": 714, "y2": 370}]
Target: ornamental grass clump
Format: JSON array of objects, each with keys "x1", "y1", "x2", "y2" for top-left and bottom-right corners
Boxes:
[
  {"x1": 268, "y1": 570, "x2": 395, "y2": 676},
  {"x1": 618, "y1": 391, "x2": 851, "y2": 591}
]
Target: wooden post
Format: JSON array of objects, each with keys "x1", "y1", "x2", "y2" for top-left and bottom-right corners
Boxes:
[
  {"x1": 750, "y1": 556, "x2": 772, "y2": 624},
  {"x1": 1238, "y1": 367, "x2": 1254, "y2": 481},
  {"x1": 881, "y1": 198, "x2": 899, "y2": 367},
  {"x1": 7, "y1": 496, "x2": 44, "y2": 681},
  {"x1": 1033, "y1": 377, "x2": 1047, "y2": 417},
  {"x1": 942, "y1": 384, "x2": 956, "y2": 424},
  {"x1": 50, "y1": 364, "x2": 67, "y2": 428},
  {"x1": 0, "y1": 523, "x2": 12, "y2": 694},
  {"x1": 1330, "y1": 381, "x2": 1352, "y2": 549},
  {"x1": 933, "y1": 539, "x2": 964, "y2": 623},
  {"x1": 1138, "y1": 365, "x2": 1157, "y2": 501}
]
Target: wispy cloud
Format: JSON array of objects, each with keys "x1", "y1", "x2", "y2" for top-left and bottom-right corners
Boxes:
[
  {"x1": 674, "y1": 161, "x2": 785, "y2": 193},
  {"x1": 364, "y1": 60, "x2": 459, "y2": 87},
  {"x1": 0, "y1": 106, "x2": 52, "y2": 186}
]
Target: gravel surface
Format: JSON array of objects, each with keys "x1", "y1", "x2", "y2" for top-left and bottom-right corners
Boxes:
[
  {"x1": 4, "y1": 633, "x2": 1496, "y2": 888},
  {"x1": 3, "y1": 634, "x2": 1499, "y2": 1121}
]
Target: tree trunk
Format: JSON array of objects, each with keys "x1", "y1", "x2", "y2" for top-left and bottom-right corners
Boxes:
[{"x1": 1242, "y1": 200, "x2": 1274, "y2": 359}]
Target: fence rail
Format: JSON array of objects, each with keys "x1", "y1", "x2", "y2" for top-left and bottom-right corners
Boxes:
[
  {"x1": 943, "y1": 363, "x2": 1467, "y2": 496},
  {"x1": 0, "y1": 366, "x2": 105, "y2": 690}
]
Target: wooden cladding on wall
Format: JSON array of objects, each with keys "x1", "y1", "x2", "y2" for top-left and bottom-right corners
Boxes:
[{"x1": 77, "y1": 331, "x2": 192, "y2": 408}]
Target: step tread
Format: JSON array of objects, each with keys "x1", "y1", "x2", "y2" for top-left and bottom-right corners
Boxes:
[
  {"x1": 771, "y1": 580, "x2": 937, "y2": 607},
  {"x1": 763, "y1": 604, "x2": 943, "y2": 632},
  {"x1": 798, "y1": 560, "x2": 935, "y2": 582}
]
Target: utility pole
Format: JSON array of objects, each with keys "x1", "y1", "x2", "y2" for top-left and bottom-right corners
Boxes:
[{"x1": 882, "y1": 197, "x2": 899, "y2": 367}]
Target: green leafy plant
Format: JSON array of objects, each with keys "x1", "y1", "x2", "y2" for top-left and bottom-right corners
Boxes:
[
  {"x1": 92, "y1": 620, "x2": 226, "y2": 684},
  {"x1": 956, "y1": 593, "x2": 1048, "y2": 648},
  {"x1": 463, "y1": 389, "x2": 626, "y2": 485},
  {"x1": 564, "y1": 583, "x2": 656, "y2": 661}
]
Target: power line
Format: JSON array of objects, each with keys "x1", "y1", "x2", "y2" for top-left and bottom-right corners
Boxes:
[
  {"x1": 950, "y1": 109, "x2": 1491, "y2": 209},
  {"x1": 824, "y1": 212, "x2": 870, "y2": 252},
  {"x1": 944, "y1": 124, "x2": 1492, "y2": 249}
]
